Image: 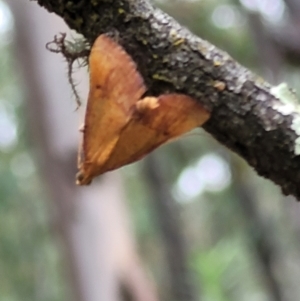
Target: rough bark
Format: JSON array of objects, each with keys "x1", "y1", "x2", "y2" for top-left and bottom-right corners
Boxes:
[{"x1": 34, "y1": 0, "x2": 300, "y2": 200}]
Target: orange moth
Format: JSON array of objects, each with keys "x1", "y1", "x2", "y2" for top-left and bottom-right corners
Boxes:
[{"x1": 76, "y1": 35, "x2": 210, "y2": 185}]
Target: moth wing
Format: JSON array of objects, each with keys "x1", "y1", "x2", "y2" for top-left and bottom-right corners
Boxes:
[
  {"x1": 101, "y1": 94, "x2": 210, "y2": 172},
  {"x1": 77, "y1": 35, "x2": 146, "y2": 184}
]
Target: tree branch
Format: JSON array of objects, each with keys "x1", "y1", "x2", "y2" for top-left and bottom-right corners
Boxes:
[{"x1": 35, "y1": 0, "x2": 300, "y2": 200}]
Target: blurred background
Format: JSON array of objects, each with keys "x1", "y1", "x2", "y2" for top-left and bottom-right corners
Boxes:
[{"x1": 1, "y1": 0, "x2": 300, "y2": 300}]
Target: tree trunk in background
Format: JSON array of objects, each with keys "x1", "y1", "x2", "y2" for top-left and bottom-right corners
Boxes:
[
  {"x1": 232, "y1": 163, "x2": 285, "y2": 301},
  {"x1": 246, "y1": 12, "x2": 282, "y2": 84},
  {"x1": 10, "y1": 2, "x2": 158, "y2": 301},
  {"x1": 144, "y1": 154, "x2": 198, "y2": 301}
]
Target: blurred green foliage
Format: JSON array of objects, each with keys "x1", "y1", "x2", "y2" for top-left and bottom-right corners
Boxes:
[
  {"x1": 124, "y1": 1, "x2": 300, "y2": 300},
  {"x1": 2, "y1": 0, "x2": 300, "y2": 301},
  {"x1": 0, "y1": 3, "x2": 68, "y2": 300}
]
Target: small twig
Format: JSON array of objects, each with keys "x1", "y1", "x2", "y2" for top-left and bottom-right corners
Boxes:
[{"x1": 46, "y1": 33, "x2": 90, "y2": 109}]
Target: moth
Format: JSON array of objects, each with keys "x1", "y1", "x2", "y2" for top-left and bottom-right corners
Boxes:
[{"x1": 76, "y1": 35, "x2": 210, "y2": 185}]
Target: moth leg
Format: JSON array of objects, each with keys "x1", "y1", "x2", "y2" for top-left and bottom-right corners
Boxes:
[{"x1": 79, "y1": 123, "x2": 85, "y2": 132}]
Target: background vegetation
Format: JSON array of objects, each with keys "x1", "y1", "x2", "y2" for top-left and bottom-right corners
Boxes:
[{"x1": 1, "y1": 0, "x2": 300, "y2": 301}]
